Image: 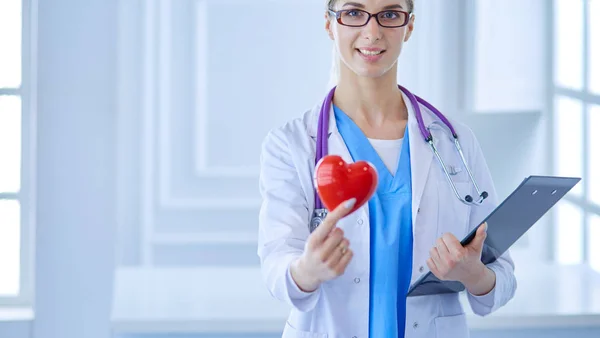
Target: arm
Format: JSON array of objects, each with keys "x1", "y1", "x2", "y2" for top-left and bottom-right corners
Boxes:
[
  {"x1": 257, "y1": 128, "x2": 321, "y2": 312},
  {"x1": 463, "y1": 127, "x2": 517, "y2": 316}
]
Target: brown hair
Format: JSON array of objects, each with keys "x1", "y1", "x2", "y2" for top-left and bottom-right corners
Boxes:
[{"x1": 326, "y1": 0, "x2": 414, "y2": 13}]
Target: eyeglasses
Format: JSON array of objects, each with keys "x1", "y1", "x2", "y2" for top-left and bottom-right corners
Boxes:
[{"x1": 328, "y1": 8, "x2": 411, "y2": 28}]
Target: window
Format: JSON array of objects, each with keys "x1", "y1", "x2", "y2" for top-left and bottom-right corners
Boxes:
[
  {"x1": 0, "y1": 0, "x2": 33, "y2": 307},
  {"x1": 552, "y1": 0, "x2": 600, "y2": 271}
]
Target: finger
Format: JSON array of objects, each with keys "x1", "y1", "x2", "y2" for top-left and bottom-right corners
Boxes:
[
  {"x1": 426, "y1": 257, "x2": 440, "y2": 277},
  {"x1": 436, "y1": 237, "x2": 451, "y2": 256},
  {"x1": 429, "y1": 246, "x2": 443, "y2": 269},
  {"x1": 429, "y1": 245, "x2": 441, "y2": 261},
  {"x1": 441, "y1": 233, "x2": 464, "y2": 260},
  {"x1": 311, "y1": 198, "x2": 357, "y2": 243},
  {"x1": 320, "y1": 228, "x2": 345, "y2": 260},
  {"x1": 325, "y1": 238, "x2": 349, "y2": 268},
  {"x1": 333, "y1": 249, "x2": 353, "y2": 275}
]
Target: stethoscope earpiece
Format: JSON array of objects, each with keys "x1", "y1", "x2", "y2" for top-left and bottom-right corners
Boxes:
[{"x1": 465, "y1": 191, "x2": 489, "y2": 204}]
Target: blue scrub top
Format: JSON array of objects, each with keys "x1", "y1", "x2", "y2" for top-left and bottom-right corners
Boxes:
[{"x1": 334, "y1": 105, "x2": 414, "y2": 338}]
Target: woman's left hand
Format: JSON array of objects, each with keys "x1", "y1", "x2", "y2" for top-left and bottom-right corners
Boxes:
[{"x1": 426, "y1": 222, "x2": 495, "y2": 295}]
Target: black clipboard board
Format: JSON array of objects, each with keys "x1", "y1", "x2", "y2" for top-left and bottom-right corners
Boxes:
[{"x1": 407, "y1": 175, "x2": 581, "y2": 297}]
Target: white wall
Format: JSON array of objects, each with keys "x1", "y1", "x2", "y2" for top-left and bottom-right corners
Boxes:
[
  {"x1": 115, "y1": 0, "x2": 551, "y2": 267},
  {"x1": 115, "y1": 0, "x2": 469, "y2": 267},
  {"x1": 115, "y1": 0, "x2": 337, "y2": 268},
  {"x1": 30, "y1": 0, "x2": 118, "y2": 337},
  {"x1": 0, "y1": 0, "x2": 573, "y2": 337}
]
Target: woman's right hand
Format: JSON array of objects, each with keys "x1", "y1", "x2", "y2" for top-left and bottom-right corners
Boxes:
[{"x1": 290, "y1": 198, "x2": 357, "y2": 292}]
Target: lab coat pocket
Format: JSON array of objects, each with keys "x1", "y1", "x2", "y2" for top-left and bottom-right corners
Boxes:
[
  {"x1": 434, "y1": 313, "x2": 470, "y2": 338},
  {"x1": 282, "y1": 321, "x2": 328, "y2": 338}
]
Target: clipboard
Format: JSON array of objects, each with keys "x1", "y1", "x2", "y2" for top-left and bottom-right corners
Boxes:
[{"x1": 406, "y1": 175, "x2": 581, "y2": 297}]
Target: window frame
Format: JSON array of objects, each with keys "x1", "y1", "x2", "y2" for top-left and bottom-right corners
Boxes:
[
  {"x1": 463, "y1": 0, "x2": 552, "y2": 263},
  {"x1": 550, "y1": 0, "x2": 600, "y2": 267},
  {"x1": 0, "y1": 0, "x2": 37, "y2": 308}
]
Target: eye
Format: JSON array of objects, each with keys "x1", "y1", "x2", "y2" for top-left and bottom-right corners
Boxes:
[
  {"x1": 381, "y1": 11, "x2": 399, "y2": 19},
  {"x1": 346, "y1": 9, "x2": 363, "y2": 17}
]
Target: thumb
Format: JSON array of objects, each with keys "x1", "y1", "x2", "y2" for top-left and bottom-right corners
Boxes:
[{"x1": 469, "y1": 223, "x2": 487, "y2": 250}]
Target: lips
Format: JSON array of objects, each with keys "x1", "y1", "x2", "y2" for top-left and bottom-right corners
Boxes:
[
  {"x1": 356, "y1": 48, "x2": 386, "y2": 62},
  {"x1": 357, "y1": 48, "x2": 385, "y2": 56}
]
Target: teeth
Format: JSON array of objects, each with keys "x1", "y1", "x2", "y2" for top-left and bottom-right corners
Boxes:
[{"x1": 359, "y1": 49, "x2": 382, "y2": 56}]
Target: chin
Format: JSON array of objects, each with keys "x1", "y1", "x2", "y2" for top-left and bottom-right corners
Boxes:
[
  {"x1": 352, "y1": 65, "x2": 394, "y2": 79},
  {"x1": 349, "y1": 59, "x2": 397, "y2": 79}
]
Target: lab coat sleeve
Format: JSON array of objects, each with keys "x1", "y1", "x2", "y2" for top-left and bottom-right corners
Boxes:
[
  {"x1": 257, "y1": 128, "x2": 322, "y2": 312},
  {"x1": 463, "y1": 127, "x2": 518, "y2": 316}
]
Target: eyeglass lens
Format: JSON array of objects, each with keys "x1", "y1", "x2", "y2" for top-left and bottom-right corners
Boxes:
[{"x1": 339, "y1": 9, "x2": 407, "y2": 27}]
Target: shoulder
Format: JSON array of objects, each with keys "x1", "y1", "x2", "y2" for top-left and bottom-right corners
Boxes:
[
  {"x1": 448, "y1": 118, "x2": 479, "y2": 146},
  {"x1": 426, "y1": 109, "x2": 481, "y2": 151},
  {"x1": 260, "y1": 103, "x2": 320, "y2": 154},
  {"x1": 419, "y1": 105, "x2": 485, "y2": 166},
  {"x1": 258, "y1": 104, "x2": 320, "y2": 187},
  {"x1": 435, "y1": 114, "x2": 492, "y2": 184}
]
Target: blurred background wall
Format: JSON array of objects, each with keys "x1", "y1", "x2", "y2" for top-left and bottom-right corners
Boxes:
[{"x1": 0, "y1": 0, "x2": 599, "y2": 337}]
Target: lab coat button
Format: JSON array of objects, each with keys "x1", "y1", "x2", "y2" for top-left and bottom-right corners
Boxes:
[
  {"x1": 357, "y1": 218, "x2": 363, "y2": 225},
  {"x1": 417, "y1": 208, "x2": 421, "y2": 213},
  {"x1": 354, "y1": 277, "x2": 360, "y2": 284},
  {"x1": 413, "y1": 322, "x2": 419, "y2": 329},
  {"x1": 419, "y1": 266, "x2": 424, "y2": 273}
]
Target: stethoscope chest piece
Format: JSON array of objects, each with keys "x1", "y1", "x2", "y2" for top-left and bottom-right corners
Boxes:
[{"x1": 310, "y1": 208, "x2": 328, "y2": 233}]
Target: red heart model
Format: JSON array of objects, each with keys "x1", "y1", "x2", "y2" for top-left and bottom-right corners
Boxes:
[{"x1": 314, "y1": 155, "x2": 378, "y2": 215}]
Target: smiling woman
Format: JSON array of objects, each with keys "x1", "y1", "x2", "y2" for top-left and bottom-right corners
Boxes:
[
  {"x1": 326, "y1": 0, "x2": 414, "y2": 88},
  {"x1": 257, "y1": 0, "x2": 516, "y2": 337}
]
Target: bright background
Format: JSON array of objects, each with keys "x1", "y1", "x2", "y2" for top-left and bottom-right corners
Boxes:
[{"x1": 0, "y1": 0, "x2": 599, "y2": 337}]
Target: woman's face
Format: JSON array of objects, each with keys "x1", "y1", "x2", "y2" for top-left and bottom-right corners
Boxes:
[{"x1": 325, "y1": 0, "x2": 415, "y2": 79}]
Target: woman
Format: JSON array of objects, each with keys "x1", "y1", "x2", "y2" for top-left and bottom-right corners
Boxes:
[{"x1": 257, "y1": 0, "x2": 517, "y2": 337}]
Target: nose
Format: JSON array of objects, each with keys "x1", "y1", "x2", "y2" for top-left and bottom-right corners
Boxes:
[{"x1": 363, "y1": 15, "x2": 382, "y2": 41}]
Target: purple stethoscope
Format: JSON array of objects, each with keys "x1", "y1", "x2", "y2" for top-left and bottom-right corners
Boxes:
[{"x1": 310, "y1": 85, "x2": 488, "y2": 232}]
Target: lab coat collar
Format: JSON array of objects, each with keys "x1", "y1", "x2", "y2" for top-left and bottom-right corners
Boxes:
[
  {"x1": 307, "y1": 86, "x2": 437, "y2": 227},
  {"x1": 405, "y1": 91, "x2": 435, "y2": 228},
  {"x1": 306, "y1": 87, "x2": 438, "y2": 139}
]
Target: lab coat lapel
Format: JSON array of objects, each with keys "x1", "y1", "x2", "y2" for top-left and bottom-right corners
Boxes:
[
  {"x1": 309, "y1": 90, "x2": 439, "y2": 227},
  {"x1": 405, "y1": 94, "x2": 436, "y2": 228},
  {"x1": 324, "y1": 102, "x2": 355, "y2": 165},
  {"x1": 326, "y1": 103, "x2": 372, "y2": 224},
  {"x1": 307, "y1": 100, "x2": 354, "y2": 163},
  {"x1": 309, "y1": 100, "x2": 369, "y2": 220}
]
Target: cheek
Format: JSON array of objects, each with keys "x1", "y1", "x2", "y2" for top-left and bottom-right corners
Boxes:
[
  {"x1": 387, "y1": 32, "x2": 407, "y2": 52},
  {"x1": 336, "y1": 32, "x2": 358, "y2": 53},
  {"x1": 389, "y1": 30, "x2": 407, "y2": 43}
]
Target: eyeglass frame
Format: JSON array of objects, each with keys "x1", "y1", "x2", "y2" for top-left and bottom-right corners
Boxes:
[{"x1": 327, "y1": 8, "x2": 412, "y2": 28}]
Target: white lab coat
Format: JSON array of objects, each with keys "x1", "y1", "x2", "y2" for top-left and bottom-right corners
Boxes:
[{"x1": 257, "y1": 90, "x2": 517, "y2": 338}]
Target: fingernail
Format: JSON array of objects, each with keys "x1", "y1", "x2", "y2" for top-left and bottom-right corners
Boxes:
[
  {"x1": 483, "y1": 223, "x2": 488, "y2": 232},
  {"x1": 344, "y1": 198, "x2": 357, "y2": 209}
]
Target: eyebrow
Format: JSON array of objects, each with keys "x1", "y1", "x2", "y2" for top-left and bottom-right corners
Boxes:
[{"x1": 341, "y1": 2, "x2": 404, "y2": 10}]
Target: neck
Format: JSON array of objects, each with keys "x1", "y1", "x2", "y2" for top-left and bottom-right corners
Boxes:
[{"x1": 332, "y1": 63, "x2": 407, "y2": 128}]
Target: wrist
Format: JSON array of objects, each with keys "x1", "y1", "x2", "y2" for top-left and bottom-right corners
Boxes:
[
  {"x1": 460, "y1": 262, "x2": 487, "y2": 289},
  {"x1": 462, "y1": 262, "x2": 495, "y2": 296},
  {"x1": 291, "y1": 257, "x2": 321, "y2": 292}
]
